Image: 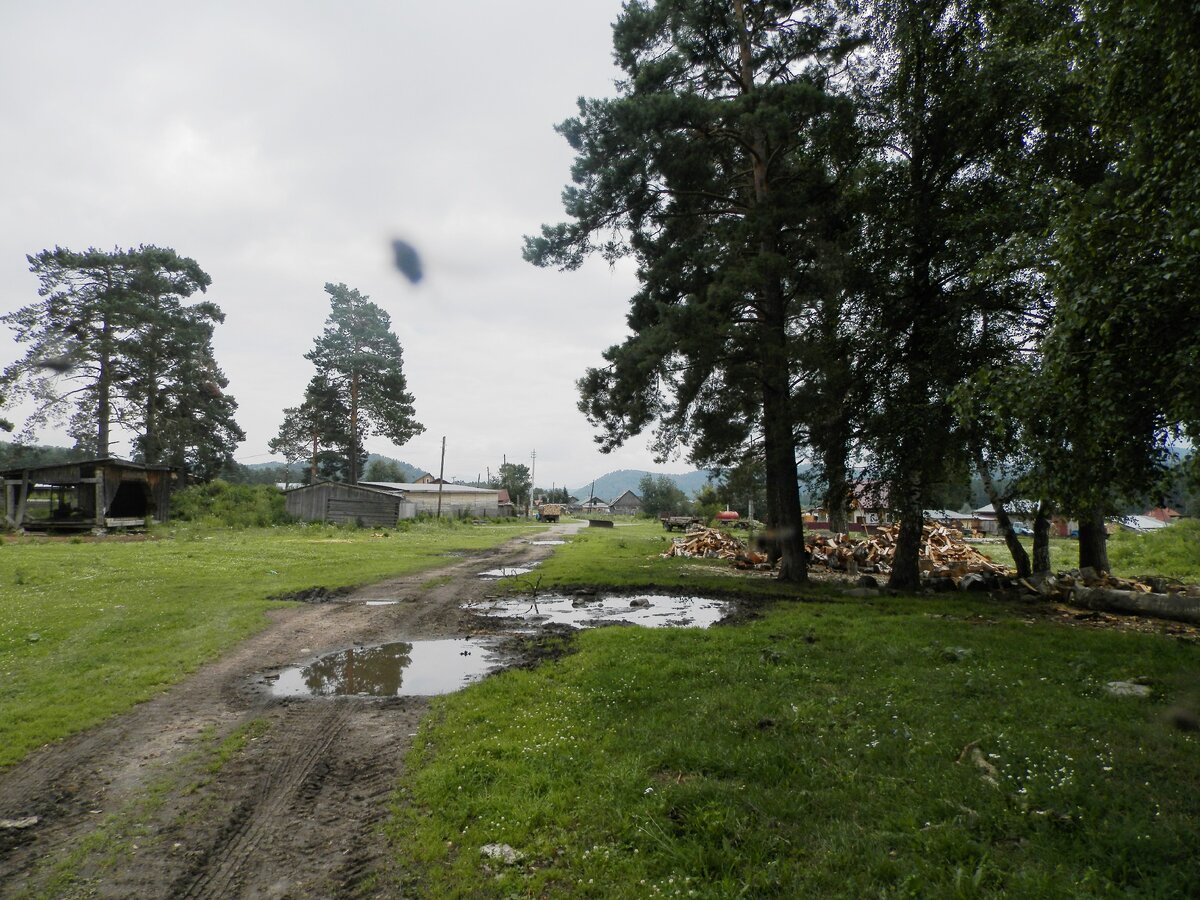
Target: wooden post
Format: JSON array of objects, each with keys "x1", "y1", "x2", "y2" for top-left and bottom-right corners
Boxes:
[
  {"x1": 95, "y1": 474, "x2": 105, "y2": 527},
  {"x1": 13, "y1": 473, "x2": 29, "y2": 529},
  {"x1": 4, "y1": 480, "x2": 15, "y2": 528}
]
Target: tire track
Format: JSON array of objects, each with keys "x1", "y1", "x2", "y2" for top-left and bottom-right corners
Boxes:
[{"x1": 175, "y1": 702, "x2": 352, "y2": 899}]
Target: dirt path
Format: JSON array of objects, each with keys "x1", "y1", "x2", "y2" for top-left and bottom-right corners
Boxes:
[{"x1": 0, "y1": 524, "x2": 582, "y2": 898}]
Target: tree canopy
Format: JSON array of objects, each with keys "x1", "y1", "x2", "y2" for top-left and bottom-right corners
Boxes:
[
  {"x1": 275, "y1": 283, "x2": 423, "y2": 484},
  {"x1": 0, "y1": 245, "x2": 243, "y2": 479}
]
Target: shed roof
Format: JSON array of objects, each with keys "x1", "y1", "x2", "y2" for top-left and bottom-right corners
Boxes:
[
  {"x1": 0, "y1": 456, "x2": 176, "y2": 480},
  {"x1": 358, "y1": 481, "x2": 498, "y2": 495},
  {"x1": 284, "y1": 480, "x2": 406, "y2": 499}
]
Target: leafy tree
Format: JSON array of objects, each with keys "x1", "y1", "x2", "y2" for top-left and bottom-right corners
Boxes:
[
  {"x1": 716, "y1": 457, "x2": 766, "y2": 520},
  {"x1": 270, "y1": 374, "x2": 362, "y2": 483},
  {"x1": 300, "y1": 283, "x2": 423, "y2": 484},
  {"x1": 364, "y1": 458, "x2": 408, "y2": 482},
  {"x1": 851, "y1": 0, "x2": 1052, "y2": 588},
  {"x1": 526, "y1": 0, "x2": 863, "y2": 581},
  {"x1": 495, "y1": 462, "x2": 532, "y2": 509},
  {"x1": 1033, "y1": 0, "x2": 1200, "y2": 571},
  {"x1": 0, "y1": 245, "x2": 242, "y2": 477},
  {"x1": 536, "y1": 486, "x2": 570, "y2": 505},
  {"x1": 638, "y1": 474, "x2": 688, "y2": 518},
  {"x1": 692, "y1": 483, "x2": 722, "y2": 521}
]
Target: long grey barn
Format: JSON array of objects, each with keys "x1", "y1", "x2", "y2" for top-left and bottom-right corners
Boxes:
[
  {"x1": 284, "y1": 481, "x2": 416, "y2": 527},
  {"x1": 358, "y1": 482, "x2": 501, "y2": 517}
]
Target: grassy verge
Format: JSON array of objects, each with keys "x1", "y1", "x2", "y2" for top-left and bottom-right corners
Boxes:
[
  {"x1": 527, "y1": 521, "x2": 828, "y2": 598},
  {"x1": 0, "y1": 520, "x2": 540, "y2": 769},
  {"x1": 389, "y1": 523, "x2": 1200, "y2": 896},
  {"x1": 984, "y1": 520, "x2": 1200, "y2": 582}
]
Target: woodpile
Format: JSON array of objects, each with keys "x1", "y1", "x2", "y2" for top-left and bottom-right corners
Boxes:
[
  {"x1": 807, "y1": 524, "x2": 1008, "y2": 581},
  {"x1": 661, "y1": 526, "x2": 770, "y2": 567}
]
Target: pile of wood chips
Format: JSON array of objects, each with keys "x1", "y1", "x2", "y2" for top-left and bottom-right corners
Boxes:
[
  {"x1": 807, "y1": 524, "x2": 1009, "y2": 580},
  {"x1": 661, "y1": 526, "x2": 770, "y2": 568}
]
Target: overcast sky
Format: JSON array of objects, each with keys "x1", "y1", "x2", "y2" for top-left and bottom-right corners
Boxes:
[{"x1": 0, "y1": 1, "x2": 702, "y2": 491}]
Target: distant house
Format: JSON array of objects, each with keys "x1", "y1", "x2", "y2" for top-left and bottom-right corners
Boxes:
[
  {"x1": 2, "y1": 457, "x2": 179, "y2": 531},
  {"x1": 924, "y1": 509, "x2": 981, "y2": 532},
  {"x1": 1117, "y1": 514, "x2": 1169, "y2": 533},
  {"x1": 850, "y1": 482, "x2": 891, "y2": 527},
  {"x1": 610, "y1": 489, "x2": 642, "y2": 515},
  {"x1": 579, "y1": 496, "x2": 611, "y2": 514},
  {"x1": 1146, "y1": 507, "x2": 1182, "y2": 524},
  {"x1": 497, "y1": 489, "x2": 516, "y2": 517}
]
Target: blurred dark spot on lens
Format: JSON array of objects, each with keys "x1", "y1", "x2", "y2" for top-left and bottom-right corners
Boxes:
[{"x1": 391, "y1": 240, "x2": 423, "y2": 284}]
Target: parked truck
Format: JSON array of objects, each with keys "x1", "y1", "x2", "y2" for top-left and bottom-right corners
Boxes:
[{"x1": 539, "y1": 503, "x2": 564, "y2": 523}]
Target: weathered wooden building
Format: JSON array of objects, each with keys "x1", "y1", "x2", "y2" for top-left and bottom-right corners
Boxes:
[
  {"x1": 358, "y1": 481, "x2": 501, "y2": 517},
  {"x1": 284, "y1": 482, "x2": 416, "y2": 527},
  {"x1": 609, "y1": 490, "x2": 642, "y2": 515},
  {"x1": 2, "y1": 458, "x2": 178, "y2": 531}
]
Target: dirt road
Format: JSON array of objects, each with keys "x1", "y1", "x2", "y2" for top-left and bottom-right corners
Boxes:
[{"x1": 0, "y1": 524, "x2": 580, "y2": 898}]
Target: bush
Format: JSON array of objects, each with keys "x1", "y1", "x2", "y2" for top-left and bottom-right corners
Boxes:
[{"x1": 170, "y1": 480, "x2": 291, "y2": 528}]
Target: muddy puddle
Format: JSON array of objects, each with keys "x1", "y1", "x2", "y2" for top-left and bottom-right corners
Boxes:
[
  {"x1": 477, "y1": 565, "x2": 539, "y2": 578},
  {"x1": 528, "y1": 540, "x2": 567, "y2": 546},
  {"x1": 265, "y1": 639, "x2": 502, "y2": 698},
  {"x1": 471, "y1": 594, "x2": 732, "y2": 629}
]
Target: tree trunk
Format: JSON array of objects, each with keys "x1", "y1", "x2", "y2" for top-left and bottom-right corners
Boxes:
[
  {"x1": 889, "y1": 492, "x2": 924, "y2": 591},
  {"x1": 824, "y1": 441, "x2": 850, "y2": 534},
  {"x1": 886, "y1": 465, "x2": 924, "y2": 589},
  {"x1": 972, "y1": 448, "x2": 1030, "y2": 577},
  {"x1": 97, "y1": 313, "x2": 112, "y2": 458},
  {"x1": 348, "y1": 371, "x2": 360, "y2": 484},
  {"x1": 1077, "y1": 510, "x2": 1109, "y2": 573},
  {"x1": 1032, "y1": 502, "x2": 1052, "y2": 575},
  {"x1": 735, "y1": 0, "x2": 805, "y2": 582}
]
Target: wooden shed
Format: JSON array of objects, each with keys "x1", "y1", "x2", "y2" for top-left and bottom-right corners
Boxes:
[
  {"x1": 2, "y1": 458, "x2": 178, "y2": 532},
  {"x1": 284, "y1": 481, "x2": 416, "y2": 527}
]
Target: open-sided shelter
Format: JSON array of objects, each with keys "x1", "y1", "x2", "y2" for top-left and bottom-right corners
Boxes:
[{"x1": 2, "y1": 458, "x2": 178, "y2": 531}]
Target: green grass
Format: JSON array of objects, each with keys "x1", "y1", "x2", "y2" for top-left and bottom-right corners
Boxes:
[
  {"x1": 389, "y1": 524, "x2": 1200, "y2": 897},
  {"x1": 984, "y1": 520, "x2": 1200, "y2": 582},
  {"x1": 526, "y1": 521, "x2": 825, "y2": 598},
  {"x1": 0, "y1": 519, "x2": 540, "y2": 769},
  {"x1": 1109, "y1": 519, "x2": 1200, "y2": 583}
]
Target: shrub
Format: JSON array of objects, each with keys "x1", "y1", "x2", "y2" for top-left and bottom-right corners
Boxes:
[{"x1": 170, "y1": 480, "x2": 291, "y2": 528}]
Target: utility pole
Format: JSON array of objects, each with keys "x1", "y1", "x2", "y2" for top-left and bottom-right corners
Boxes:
[
  {"x1": 529, "y1": 449, "x2": 536, "y2": 517},
  {"x1": 436, "y1": 436, "x2": 446, "y2": 518}
]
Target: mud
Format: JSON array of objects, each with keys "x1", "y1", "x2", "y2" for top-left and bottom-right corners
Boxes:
[{"x1": 0, "y1": 522, "x2": 582, "y2": 898}]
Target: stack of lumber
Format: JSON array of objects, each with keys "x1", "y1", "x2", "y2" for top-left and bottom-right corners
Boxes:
[
  {"x1": 807, "y1": 524, "x2": 1009, "y2": 580},
  {"x1": 661, "y1": 526, "x2": 770, "y2": 567}
]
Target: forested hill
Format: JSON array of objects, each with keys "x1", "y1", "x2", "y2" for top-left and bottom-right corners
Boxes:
[{"x1": 570, "y1": 469, "x2": 713, "y2": 502}]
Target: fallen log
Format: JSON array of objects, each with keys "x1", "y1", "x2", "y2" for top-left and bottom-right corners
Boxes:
[{"x1": 1071, "y1": 586, "x2": 1200, "y2": 627}]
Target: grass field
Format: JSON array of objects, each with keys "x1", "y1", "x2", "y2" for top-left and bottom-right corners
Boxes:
[
  {"x1": 389, "y1": 520, "x2": 1200, "y2": 897},
  {"x1": 0, "y1": 520, "x2": 539, "y2": 768}
]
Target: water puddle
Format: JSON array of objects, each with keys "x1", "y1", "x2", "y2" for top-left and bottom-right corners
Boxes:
[
  {"x1": 363, "y1": 600, "x2": 400, "y2": 606},
  {"x1": 471, "y1": 594, "x2": 731, "y2": 629},
  {"x1": 529, "y1": 540, "x2": 567, "y2": 546},
  {"x1": 477, "y1": 565, "x2": 538, "y2": 578},
  {"x1": 266, "y1": 638, "x2": 501, "y2": 698}
]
